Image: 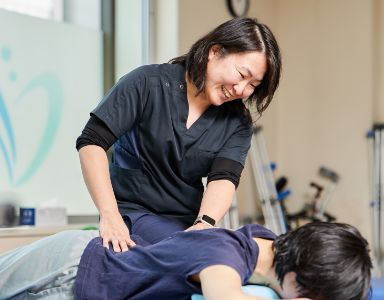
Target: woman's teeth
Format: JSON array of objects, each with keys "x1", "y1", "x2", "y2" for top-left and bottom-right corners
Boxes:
[{"x1": 222, "y1": 86, "x2": 231, "y2": 99}]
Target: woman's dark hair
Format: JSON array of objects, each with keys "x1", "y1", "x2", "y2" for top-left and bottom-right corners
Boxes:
[
  {"x1": 273, "y1": 222, "x2": 372, "y2": 300},
  {"x1": 169, "y1": 17, "x2": 282, "y2": 121}
]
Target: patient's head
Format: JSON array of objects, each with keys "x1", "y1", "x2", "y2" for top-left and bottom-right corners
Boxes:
[{"x1": 272, "y1": 222, "x2": 372, "y2": 300}]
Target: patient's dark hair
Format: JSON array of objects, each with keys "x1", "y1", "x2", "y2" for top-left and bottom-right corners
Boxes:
[{"x1": 273, "y1": 222, "x2": 372, "y2": 300}]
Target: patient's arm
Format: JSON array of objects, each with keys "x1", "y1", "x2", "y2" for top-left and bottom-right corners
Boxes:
[
  {"x1": 199, "y1": 265, "x2": 259, "y2": 300},
  {"x1": 199, "y1": 265, "x2": 311, "y2": 300}
]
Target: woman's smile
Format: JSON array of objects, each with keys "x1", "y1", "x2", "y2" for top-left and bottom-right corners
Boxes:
[{"x1": 221, "y1": 85, "x2": 232, "y2": 99}]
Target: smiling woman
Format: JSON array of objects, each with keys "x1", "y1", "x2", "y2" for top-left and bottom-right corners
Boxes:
[{"x1": 76, "y1": 17, "x2": 282, "y2": 252}]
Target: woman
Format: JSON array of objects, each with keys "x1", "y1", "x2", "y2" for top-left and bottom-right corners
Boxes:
[{"x1": 76, "y1": 18, "x2": 282, "y2": 251}]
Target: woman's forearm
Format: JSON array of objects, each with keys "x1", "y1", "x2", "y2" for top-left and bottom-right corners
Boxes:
[
  {"x1": 79, "y1": 145, "x2": 119, "y2": 217},
  {"x1": 198, "y1": 179, "x2": 236, "y2": 224}
]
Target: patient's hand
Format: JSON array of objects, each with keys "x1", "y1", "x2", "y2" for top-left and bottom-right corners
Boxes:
[{"x1": 99, "y1": 212, "x2": 136, "y2": 252}]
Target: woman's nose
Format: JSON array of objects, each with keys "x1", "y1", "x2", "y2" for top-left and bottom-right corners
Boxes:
[{"x1": 234, "y1": 81, "x2": 249, "y2": 98}]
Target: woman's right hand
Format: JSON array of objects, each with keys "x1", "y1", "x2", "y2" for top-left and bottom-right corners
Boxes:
[
  {"x1": 79, "y1": 146, "x2": 136, "y2": 252},
  {"x1": 99, "y1": 213, "x2": 136, "y2": 252}
]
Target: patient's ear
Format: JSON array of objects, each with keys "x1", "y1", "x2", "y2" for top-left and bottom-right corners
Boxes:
[{"x1": 280, "y1": 272, "x2": 299, "y2": 299}]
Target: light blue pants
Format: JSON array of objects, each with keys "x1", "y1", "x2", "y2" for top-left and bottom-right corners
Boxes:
[{"x1": 0, "y1": 230, "x2": 98, "y2": 300}]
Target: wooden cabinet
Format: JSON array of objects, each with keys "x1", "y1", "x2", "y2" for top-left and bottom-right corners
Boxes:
[{"x1": 0, "y1": 224, "x2": 97, "y2": 254}]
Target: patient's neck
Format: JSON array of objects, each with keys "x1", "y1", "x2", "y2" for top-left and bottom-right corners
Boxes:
[{"x1": 248, "y1": 238, "x2": 283, "y2": 295}]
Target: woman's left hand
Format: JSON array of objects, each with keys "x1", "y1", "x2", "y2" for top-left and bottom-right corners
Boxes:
[{"x1": 185, "y1": 222, "x2": 213, "y2": 231}]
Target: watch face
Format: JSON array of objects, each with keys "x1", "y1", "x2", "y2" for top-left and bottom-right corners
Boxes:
[
  {"x1": 226, "y1": 0, "x2": 250, "y2": 18},
  {"x1": 202, "y1": 215, "x2": 216, "y2": 226}
]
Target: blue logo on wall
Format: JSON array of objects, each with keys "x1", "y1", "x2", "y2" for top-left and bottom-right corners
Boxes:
[{"x1": 0, "y1": 46, "x2": 63, "y2": 187}]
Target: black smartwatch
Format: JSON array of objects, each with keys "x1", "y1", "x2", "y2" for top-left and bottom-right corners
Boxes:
[{"x1": 193, "y1": 215, "x2": 216, "y2": 227}]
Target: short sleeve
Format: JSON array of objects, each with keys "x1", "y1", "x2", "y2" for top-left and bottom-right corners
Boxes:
[
  {"x1": 236, "y1": 224, "x2": 277, "y2": 240},
  {"x1": 216, "y1": 121, "x2": 252, "y2": 166},
  {"x1": 91, "y1": 66, "x2": 150, "y2": 138},
  {"x1": 186, "y1": 243, "x2": 247, "y2": 282},
  {"x1": 163, "y1": 229, "x2": 254, "y2": 284}
]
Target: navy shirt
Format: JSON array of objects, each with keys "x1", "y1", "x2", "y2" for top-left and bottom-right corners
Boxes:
[
  {"x1": 74, "y1": 224, "x2": 276, "y2": 300},
  {"x1": 92, "y1": 64, "x2": 252, "y2": 225}
]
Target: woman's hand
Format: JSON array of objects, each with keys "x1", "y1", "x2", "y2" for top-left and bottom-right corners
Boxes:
[
  {"x1": 79, "y1": 146, "x2": 135, "y2": 252},
  {"x1": 185, "y1": 222, "x2": 213, "y2": 231},
  {"x1": 99, "y1": 212, "x2": 136, "y2": 252}
]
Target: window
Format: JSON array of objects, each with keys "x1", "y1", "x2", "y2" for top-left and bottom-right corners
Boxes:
[{"x1": 0, "y1": 0, "x2": 63, "y2": 21}]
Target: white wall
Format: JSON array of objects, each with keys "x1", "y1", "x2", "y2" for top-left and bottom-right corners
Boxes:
[
  {"x1": 115, "y1": 0, "x2": 146, "y2": 79},
  {"x1": 273, "y1": 0, "x2": 375, "y2": 239},
  {"x1": 63, "y1": 0, "x2": 101, "y2": 30},
  {"x1": 373, "y1": 0, "x2": 384, "y2": 121},
  {"x1": 153, "y1": 0, "x2": 178, "y2": 64}
]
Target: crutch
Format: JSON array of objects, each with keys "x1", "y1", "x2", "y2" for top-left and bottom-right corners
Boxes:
[
  {"x1": 376, "y1": 124, "x2": 384, "y2": 276},
  {"x1": 367, "y1": 123, "x2": 384, "y2": 277},
  {"x1": 249, "y1": 126, "x2": 287, "y2": 235},
  {"x1": 220, "y1": 194, "x2": 240, "y2": 229}
]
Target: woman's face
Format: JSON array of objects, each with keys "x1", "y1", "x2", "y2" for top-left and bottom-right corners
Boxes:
[{"x1": 204, "y1": 47, "x2": 267, "y2": 106}]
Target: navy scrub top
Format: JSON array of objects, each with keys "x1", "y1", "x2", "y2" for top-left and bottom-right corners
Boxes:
[
  {"x1": 92, "y1": 63, "x2": 252, "y2": 225},
  {"x1": 75, "y1": 224, "x2": 277, "y2": 300}
]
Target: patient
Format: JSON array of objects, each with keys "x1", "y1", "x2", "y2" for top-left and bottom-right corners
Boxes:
[{"x1": 0, "y1": 222, "x2": 371, "y2": 300}]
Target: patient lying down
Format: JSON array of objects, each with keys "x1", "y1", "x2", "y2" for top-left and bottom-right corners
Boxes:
[{"x1": 0, "y1": 222, "x2": 371, "y2": 300}]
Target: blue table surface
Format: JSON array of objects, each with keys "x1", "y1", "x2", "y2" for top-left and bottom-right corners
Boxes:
[
  {"x1": 371, "y1": 277, "x2": 384, "y2": 300},
  {"x1": 192, "y1": 278, "x2": 384, "y2": 300}
]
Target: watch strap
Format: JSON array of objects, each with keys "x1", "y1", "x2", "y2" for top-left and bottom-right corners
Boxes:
[{"x1": 193, "y1": 214, "x2": 216, "y2": 227}]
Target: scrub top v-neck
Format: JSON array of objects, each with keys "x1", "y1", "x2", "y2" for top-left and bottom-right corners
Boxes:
[{"x1": 91, "y1": 63, "x2": 252, "y2": 225}]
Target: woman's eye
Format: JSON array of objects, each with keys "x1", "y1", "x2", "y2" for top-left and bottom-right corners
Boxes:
[{"x1": 238, "y1": 71, "x2": 245, "y2": 79}]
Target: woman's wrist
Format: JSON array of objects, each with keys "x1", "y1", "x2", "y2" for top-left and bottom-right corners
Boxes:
[
  {"x1": 193, "y1": 214, "x2": 216, "y2": 227},
  {"x1": 192, "y1": 222, "x2": 213, "y2": 230},
  {"x1": 99, "y1": 207, "x2": 120, "y2": 219}
]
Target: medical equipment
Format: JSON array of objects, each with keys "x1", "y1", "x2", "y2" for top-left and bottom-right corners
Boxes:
[
  {"x1": 283, "y1": 166, "x2": 339, "y2": 229},
  {"x1": 367, "y1": 123, "x2": 384, "y2": 277},
  {"x1": 248, "y1": 126, "x2": 287, "y2": 235},
  {"x1": 221, "y1": 194, "x2": 240, "y2": 229},
  {"x1": 221, "y1": 126, "x2": 287, "y2": 234}
]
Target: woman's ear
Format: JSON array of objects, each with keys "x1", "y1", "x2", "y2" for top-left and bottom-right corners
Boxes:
[{"x1": 208, "y1": 44, "x2": 221, "y2": 60}]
